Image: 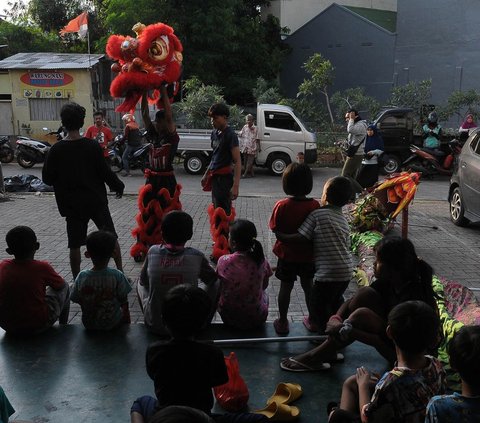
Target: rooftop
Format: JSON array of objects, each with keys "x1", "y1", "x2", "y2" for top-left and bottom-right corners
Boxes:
[
  {"x1": 346, "y1": 6, "x2": 397, "y2": 33},
  {"x1": 0, "y1": 52, "x2": 104, "y2": 70}
]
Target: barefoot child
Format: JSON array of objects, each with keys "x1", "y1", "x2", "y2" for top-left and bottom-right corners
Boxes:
[
  {"x1": 216, "y1": 219, "x2": 272, "y2": 330},
  {"x1": 71, "y1": 230, "x2": 132, "y2": 330},
  {"x1": 269, "y1": 163, "x2": 320, "y2": 334}
]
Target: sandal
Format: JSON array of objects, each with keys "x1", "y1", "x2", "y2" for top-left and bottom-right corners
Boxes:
[
  {"x1": 274, "y1": 319, "x2": 290, "y2": 335},
  {"x1": 254, "y1": 402, "x2": 300, "y2": 421},
  {"x1": 267, "y1": 383, "x2": 303, "y2": 405},
  {"x1": 280, "y1": 357, "x2": 331, "y2": 372},
  {"x1": 302, "y1": 316, "x2": 319, "y2": 332}
]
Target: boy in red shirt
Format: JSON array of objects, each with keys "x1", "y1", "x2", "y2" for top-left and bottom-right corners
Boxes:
[{"x1": 0, "y1": 226, "x2": 70, "y2": 334}]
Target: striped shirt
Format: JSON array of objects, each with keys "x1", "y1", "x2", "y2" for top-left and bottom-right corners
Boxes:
[{"x1": 298, "y1": 206, "x2": 353, "y2": 282}]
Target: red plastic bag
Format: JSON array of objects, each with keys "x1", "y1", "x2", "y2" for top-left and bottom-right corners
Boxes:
[{"x1": 213, "y1": 352, "x2": 249, "y2": 412}]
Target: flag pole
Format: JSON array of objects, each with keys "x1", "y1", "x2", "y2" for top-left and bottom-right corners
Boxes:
[{"x1": 87, "y1": 28, "x2": 91, "y2": 68}]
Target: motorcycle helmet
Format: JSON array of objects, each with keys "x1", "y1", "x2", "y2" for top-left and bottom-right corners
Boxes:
[
  {"x1": 122, "y1": 113, "x2": 135, "y2": 123},
  {"x1": 427, "y1": 112, "x2": 438, "y2": 124}
]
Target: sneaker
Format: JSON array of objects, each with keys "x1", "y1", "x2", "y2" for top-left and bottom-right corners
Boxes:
[{"x1": 121, "y1": 170, "x2": 130, "y2": 177}]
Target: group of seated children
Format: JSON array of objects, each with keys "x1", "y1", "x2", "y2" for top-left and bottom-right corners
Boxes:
[
  {"x1": 327, "y1": 304, "x2": 480, "y2": 423},
  {"x1": 1, "y1": 164, "x2": 480, "y2": 423}
]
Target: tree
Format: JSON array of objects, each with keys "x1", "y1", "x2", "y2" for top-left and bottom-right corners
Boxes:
[
  {"x1": 103, "y1": 0, "x2": 288, "y2": 104},
  {"x1": 330, "y1": 87, "x2": 381, "y2": 121},
  {"x1": 252, "y1": 77, "x2": 282, "y2": 105},
  {"x1": 436, "y1": 89, "x2": 480, "y2": 123},
  {"x1": 0, "y1": 21, "x2": 64, "y2": 59},
  {"x1": 297, "y1": 53, "x2": 335, "y2": 128},
  {"x1": 389, "y1": 79, "x2": 432, "y2": 123},
  {"x1": 173, "y1": 77, "x2": 244, "y2": 129},
  {"x1": 28, "y1": 0, "x2": 84, "y2": 32}
]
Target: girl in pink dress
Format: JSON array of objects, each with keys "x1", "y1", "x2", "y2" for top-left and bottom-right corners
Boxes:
[{"x1": 216, "y1": 219, "x2": 272, "y2": 330}]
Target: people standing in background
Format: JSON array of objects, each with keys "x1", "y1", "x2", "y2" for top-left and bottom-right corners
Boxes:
[
  {"x1": 120, "y1": 113, "x2": 143, "y2": 176},
  {"x1": 458, "y1": 114, "x2": 477, "y2": 143},
  {"x1": 85, "y1": 111, "x2": 113, "y2": 161},
  {"x1": 422, "y1": 112, "x2": 442, "y2": 154},
  {"x1": 238, "y1": 114, "x2": 259, "y2": 178},
  {"x1": 356, "y1": 124, "x2": 384, "y2": 189},
  {"x1": 341, "y1": 109, "x2": 367, "y2": 195}
]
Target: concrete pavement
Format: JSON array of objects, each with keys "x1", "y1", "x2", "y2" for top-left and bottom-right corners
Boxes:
[{"x1": 1, "y1": 162, "x2": 479, "y2": 326}]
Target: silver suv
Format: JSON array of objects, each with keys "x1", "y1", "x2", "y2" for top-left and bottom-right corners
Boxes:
[{"x1": 449, "y1": 128, "x2": 480, "y2": 226}]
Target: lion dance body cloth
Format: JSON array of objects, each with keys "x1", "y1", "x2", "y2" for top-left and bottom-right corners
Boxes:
[
  {"x1": 106, "y1": 22, "x2": 184, "y2": 261},
  {"x1": 130, "y1": 144, "x2": 182, "y2": 261}
]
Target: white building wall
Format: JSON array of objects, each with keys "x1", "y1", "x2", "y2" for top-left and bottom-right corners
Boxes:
[{"x1": 264, "y1": 0, "x2": 397, "y2": 34}]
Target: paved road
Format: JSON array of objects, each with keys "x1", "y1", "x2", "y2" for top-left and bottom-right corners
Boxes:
[
  {"x1": 1, "y1": 161, "x2": 451, "y2": 200},
  {"x1": 1, "y1": 161, "x2": 477, "y2": 326}
]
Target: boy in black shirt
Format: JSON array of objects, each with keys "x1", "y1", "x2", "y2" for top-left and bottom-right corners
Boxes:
[{"x1": 42, "y1": 103, "x2": 124, "y2": 279}]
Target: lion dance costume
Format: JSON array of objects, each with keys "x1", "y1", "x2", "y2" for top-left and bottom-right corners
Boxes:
[{"x1": 107, "y1": 22, "x2": 183, "y2": 261}]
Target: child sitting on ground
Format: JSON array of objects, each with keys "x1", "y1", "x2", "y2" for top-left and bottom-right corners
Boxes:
[
  {"x1": 137, "y1": 211, "x2": 218, "y2": 335},
  {"x1": 269, "y1": 162, "x2": 319, "y2": 335},
  {"x1": 328, "y1": 300, "x2": 446, "y2": 423},
  {"x1": 216, "y1": 219, "x2": 272, "y2": 330},
  {"x1": 425, "y1": 325, "x2": 480, "y2": 422},
  {"x1": 70, "y1": 230, "x2": 132, "y2": 330},
  {"x1": 275, "y1": 176, "x2": 354, "y2": 334},
  {"x1": 130, "y1": 285, "x2": 266, "y2": 423},
  {"x1": 0, "y1": 226, "x2": 70, "y2": 334}
]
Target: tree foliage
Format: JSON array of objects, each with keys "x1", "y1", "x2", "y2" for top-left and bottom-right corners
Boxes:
[
  {"x1": 0, "y1": 20, "x2": 63, "y2": 59},
  {"x1": 436, "y1": 89, "x2": 480, "y2": 123},
  {"x1": 297, "y1": 53, "x2": 335, "y2": 127},
  {"x1": 389, "y1": 80, "x2": 432, "y2": 120},
  {"x1": 252, "y1": 77, "x2": 282, "y2": 105},
  {"x1": 173, "y1": 77, "x2": 244, "y2": 129},
  {"x1": 330, "y1": 87, "x2": 381, "y2": 121},
  {"x1": 102, "y1": 0, "x2": 288, "y2": 104}
]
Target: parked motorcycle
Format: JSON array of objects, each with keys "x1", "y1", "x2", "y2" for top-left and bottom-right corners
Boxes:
[
  {"x1": 15, "y1": 136, "x2": 51, "y2": 168},
  {"x1": 0, "y1": 136, "x2": 14, "y2": 163},
  {"x1": 107, "y1": 133, "x2": 151, "y2": 173},
  {"x1": 402, "y1": 139, "x2": 463, "y2": 177}
]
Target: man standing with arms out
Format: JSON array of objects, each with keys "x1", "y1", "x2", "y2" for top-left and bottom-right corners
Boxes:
[
  {"x1": 85, "y1": 111, "x2": 113, "y2": 162},
  {"x1": 129, "y1": 85, "x2": 182, "y2": 262},
  {"x1": 341, "y1": 108, "x2": 367, "y2": 194},
  {"x1": 201, "y1": 103, "x2": 241, "y2": 262},
  {"x1": 43, "y1": 103, "x2": 125, "y2": 280}
]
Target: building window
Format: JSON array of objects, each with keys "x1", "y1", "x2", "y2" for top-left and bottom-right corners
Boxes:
[{"x1": 29, "y1": 98, "x2": 69, "y2": 121}]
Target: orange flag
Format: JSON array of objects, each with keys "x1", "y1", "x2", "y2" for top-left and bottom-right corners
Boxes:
[{"x1": 60, "y1": 11, "x2": 88, "y2": 38}]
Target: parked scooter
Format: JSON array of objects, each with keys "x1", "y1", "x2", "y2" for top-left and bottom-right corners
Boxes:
[
  {"x1": 16, "y1": 136, "x2": 51, "y2": 168},
  {"x1": 107, "y1": 133, "x2": 151, "y2": 173},
  {"x1": 402, "y1": 139, "x2": 463, "y2": 177},
  {"x1": 0, "y1": 136, "x2": 14, "y2": 163}
]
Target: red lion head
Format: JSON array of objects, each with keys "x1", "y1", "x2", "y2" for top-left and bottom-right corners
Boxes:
[{"x1": 106, "y1": 22, "x2": 183, "y2": 113}]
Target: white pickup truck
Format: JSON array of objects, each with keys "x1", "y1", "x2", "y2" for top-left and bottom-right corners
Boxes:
[{"x1": 177, "y1": 103, "x2": 318, "y2": 175}]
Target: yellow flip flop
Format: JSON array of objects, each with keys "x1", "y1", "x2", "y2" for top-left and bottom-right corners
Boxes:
[
  {"x1": 254, "y1": 402, "x2": 300, "y2": 421},
  {"x1": 266, "y1": 383, "x2": 303, "y2": 405}
]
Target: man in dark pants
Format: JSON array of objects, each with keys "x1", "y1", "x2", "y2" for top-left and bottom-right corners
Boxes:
[
  {"x1": 129, "y1": 85, "x2": 183, "y2": 262},
  {"x1": 201, "y1": 103, "x2": 241, "y2": 261},
  {"x1": 43, "y1": 103, "x2": 125, "y2": 279}
]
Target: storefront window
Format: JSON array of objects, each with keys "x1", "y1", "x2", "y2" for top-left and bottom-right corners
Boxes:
[{"x1": 29, "y1": 98, "x2": 69, "y2": 121}]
